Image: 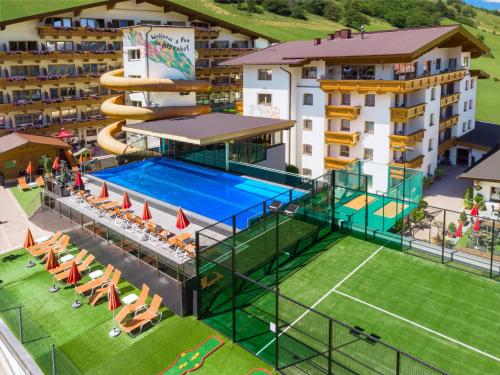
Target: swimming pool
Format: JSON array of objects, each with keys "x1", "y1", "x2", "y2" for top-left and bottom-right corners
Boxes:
[{"x1": 92, "y1": 158, "x2": 303, "y2": 228}]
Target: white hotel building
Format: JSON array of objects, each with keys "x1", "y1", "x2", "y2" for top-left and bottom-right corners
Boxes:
[{"x1": 225, "y1": 26, "x2": 489, "y2": 180}]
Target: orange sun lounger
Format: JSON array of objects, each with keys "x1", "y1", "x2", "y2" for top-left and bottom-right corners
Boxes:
[
  {"x1": 115, "y1": 284, "x2": 150, "y2": 324},
  {"x1": 55, "y1": 255, "x2": 95, "y2": 283},
  {"x1": 119, "y1": 294, "x2": 163, "y2": 337},
  {"x1": 89, "y1": 269, "x2": 122, "y2": 306},
  {"x1": 76, "y1": 264, "x2": 114, "y2": 296}
]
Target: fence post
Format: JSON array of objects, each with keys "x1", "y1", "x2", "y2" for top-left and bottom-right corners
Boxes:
[
  {"x1": 490, "y1": 220, "x2": 496, "y2": 279},
  {"x1": 275, "y1": 212, "x2": 280, "y2": 286},
  {"x1": 231, "y1": 215, "x2": 237, "y2": 343},
  {"x1": 441, "y1": 210, "x2": 446, "y2": 263},
  {"x1": 275, "y1": 286, "x2": 280, "y2": 371},
  {"x1": 400, "y1": 165, "x2": 406, "y2": 250},
  {"x1": 330, "y1": 171, "x2": 335, "y2": 231},
  {"x1": 195, "y1": 231, "x2": 200, "y2": 320},
  {"x1": 51, "y1": 344, "x2": 56, "y2": 375},
  {"x1": 328, "y1": 318, "x2": 333, "y2": 375},
  {"x1": 262, "y1": 201, "x2": 267, "y2": 220},
  {"x1": 364, "y1": 176, "x2": 368, "y2": 240},
  {"x1": 18, "y1": 306, "x2": 23, "y2": 344},
  {"x1": 396, "y1": 350, "x2": 401, "y2": 375}
]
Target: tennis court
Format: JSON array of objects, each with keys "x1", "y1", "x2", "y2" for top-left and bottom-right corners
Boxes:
[{"x1": 248, "y1": 235, "x2": 500, "y2": 374}]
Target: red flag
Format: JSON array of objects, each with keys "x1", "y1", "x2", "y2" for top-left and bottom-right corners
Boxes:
[
  {"x1": 23, "y1": 228, "x2": 35, "y2": 248},
  {"x1": 74, "y1": 171, "x2": 84, "y2": 188},
  {"x1": 52, "y1": 157, "x2": 60, "y2": 171},
  {"x1": 473, "y1": 217, "x2": 480, "y2": 232},
  {"x1": 454, "y1": 222, "x2": 463, "y2": 238},
  {"x1": 45, "y1": 248, "x2": 60, "y2": 271},
  {"x1": 176, "y1": 208, "x2": 190, "y2": 230},
  {"x1": 107, "y1": 283, "x2": 122, "y2": 311},
  {"x1": 470, "y1": 203, "x2": 479, "y2": 217},
  {"x1": 66, "y1": 261, "x2": 82, "y2": 285},
  {"x1": 99, "y1": 182, "x2": 109, "y2": 199},
  {"x1": 142, "y1": 201, "x2": 152, "y2": 221},
  {"x1": 26, "y1": 161, "x2": 33, "y2": 175},
  {"x1": 121, "y1": 191, "x2": 132, "y2": 210}
]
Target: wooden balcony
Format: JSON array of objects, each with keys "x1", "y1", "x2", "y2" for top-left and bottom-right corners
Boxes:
[
  {"x1": 324, "y1": 131, "x2": 360, "y2": 146},
  {"x1": 389, "y1": 129, "x2": 425, "y2": 150},
  {"x1": 0, "y1": 94, "x2": 114, "y2": 113},
  {"x1": 37, "y1": 26, "x2": 120, "y2": 39},
  {"x1": 390, "y1": 103, "x2": 425, "y2": 122},
  {"x1": 195, "y1": 28, "x2": 220, "y2": 39},
  {"x1": 197, "y1": 48, "x2": 257, "y2": 59},
  {"x1": 210, "y1": 85, "x2": 231, "y2": 93},
  {"x1": 0, "y1": 50, "x2": 120, "y2": 63},
  {"x1": 324, "y1": 156, "x2": 357, "y2": 170},
  {"x1": 0, "y1": 74, "x2": 100, "y2": 89},
  {"x1": 320, "y1": 70, "x2": 466, "y2": 94},
  {"x1": 440, "y1": 93, "x2": 460, "y2": 107},
  {"x1": 390, "y1": 155, "x2": 424, "y2": 169},
  {"x1": 0, "y1": 117, "x2": 114, "y2": 137},
  {"x1": 196, "y1": 66, "x2": 241, "y2": 77},
  {"x1": 438, "y1": 137, "x2": 456, "y2": 155},
  {"x1": 325, "y1": 105, "x2": 361, "y2": 120},
  {"x1": 439, "y1": 115, "x2": 459, "y2": 131}
]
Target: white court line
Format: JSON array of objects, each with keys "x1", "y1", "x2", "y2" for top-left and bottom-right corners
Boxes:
[
  {"x1": 333, "y1": 290, "x2": 500, "y2": 363},
  {"x1": 256, "y1": 241, "x2": 387, "y2": 355}
]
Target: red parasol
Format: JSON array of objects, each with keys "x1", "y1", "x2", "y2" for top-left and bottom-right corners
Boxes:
[
  {"x1": 142, "y1": 201, "x2": 152, "y2": 221},
  {"x1": 26, "y1": 161, "x2": 33, "y2": 182},
  {"x1": 74, "y1": 171, "x2": 84, "y2": 190},
  {"x1": 45, "y1": 248, "x2": 60, "y2": 292},
  {"x1": 99, "y1": 182, "x2": 109, "y2": 199},
  {"x1": 55, "y1": 128, "x2": 73, "y2": 139},
  {"x1": 23, "y1": 228, "x2": 35, "y2": 248},
  {"x1": 454, "y1": 222, "x2": 463, "y2": 238},
  {"x1": 52, "y1": 157, "x2": 61, "y2": 172},
  {"x1": 176, "y1": 207, "x2": 190, "y2": 230},
  {"x1": 67, "y1": 261, "x2": 82, "y2": 308},
  {"x1": 470, "y1": 203, "x2": 479, "y2": 217},
  {"x1": 121, "y1": 191, "x2": 132, "y2": 210},
  {"x1": 473, "y1": 217, "x2": 480, "y2": 232},
  {"x1": 107, "y1": 283, "x2": 122, "y2": 337}
]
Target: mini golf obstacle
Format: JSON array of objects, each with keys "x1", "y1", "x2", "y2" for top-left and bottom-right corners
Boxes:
[
  {"x1": 159, "y1": 336, "x2": 224, "y2": 375},
  {"x1": 247, "y1": 368, "x2": 273, "y2": 375}
]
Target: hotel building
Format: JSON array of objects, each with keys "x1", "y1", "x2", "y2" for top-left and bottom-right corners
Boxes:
[
  {"x1": 225, "y1": 25, "x2": 489, "y2": 190},
  {"x1": 0, "y1": 0, "x2": 275, "y2": 147}
]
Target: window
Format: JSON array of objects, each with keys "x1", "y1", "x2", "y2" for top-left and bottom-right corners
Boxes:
[
  {"x1": 128, "y1": 49, "x2": 141, "y2": 61},
  {"x1": 469, "y1": 99, "x2": 473, "y2": 109},
  {"x1": 393, "y1": 63, "x2": 417, "y2": 79},
  {"x1": 463, "y1": 56, "x2": 470, "y2": 69},
  {"x1": 50, "y1": 17, "x2": 72, "y2": 27},
  {"x1": 211, "y1": 40, "x2": 230, "y2": 48},
  {"x1": 8, "y1": 41, "x2": 38, "y2": 52},
  {"x1": 195, "y1": 40, "x2": 209, "y2": 49},
  {"x1": 435, "y1": 58, "x2": 441, "y2": 71},
  {"x1": 82, "y1": 63, "x2": 107, "y2": 74},
  {"x1": 82, "y1": 85, "x2": 100, "y2": 97},
  {"x1": 131, "y1": 100, "x2": 142, "y2": 107},
  {"x1": 50, "y1": 87, "x2": 76, "y2": 99},
  {"x1": 13, "y1": 89, "x2": 41, "y2": 102},
  {"x1": 428, "y1": 138, "x2": 433, "y2": 152},
  {"x1": 468, "y1": 120, "x2": 472, "y2": 130},
  {"x1": 83, "y1": 106, "x2": 101, "y2": 119},
  {"x1": 81, "y1": 41, "x2": 106, "y2": 51},
  {"x1": 111, "y1": 41, "x2": 122, "y2": 51},
  {"x1": 462, "y1": 122, "x2": 466, "y2": 132},
  {"x1": 302, "y1": 168, "x2": 312, "y2": 177},
  {"x1": 364, "y1": 94, "x2": 375, "y2": 107},
  {"x1": 364, "y1": 121, "x2": 374, "y2": 134},
  {"x1": 303, "y1": 119, "x2": 312, "y2": 131},
  {"x1": 341, "y1": 94, "x2": 351, "y2": 106},
  {"x1": 431, "y1": 87, "x2": 436, "y2": 100},
  {"x1": 303, "y1": 93, "x2": 313, "y2": 106},
  {"x1": 427, "y1": 164, "x2": 431, "y2": 176},
  {"x1": 14, "y1": 113, "x2": 42, "y2": 127},
  {"x1": 464, "y1": 101, "x2": 467, "y2": 112},
  {"x1": 5, "y1": 160, "x2": 17, "y2": 169},
  {"x1": 448, "y1": 58, "x2": 457, "y2": 70},
  {"x1": 86, "y1": 129, "x2": 97, "y2": 137},
  {"x1": 465, "y1": 80, "x2": 469, "y2": 90},
  {"x1": 166, "y1": 21, "x2": 186, "y2": 26},
  {"x1": 343, "y1": 65, "x2": 375, "y2": 80},
  {"x1": 140, "y1": 20, "x2": 161, "y2": 25},
  {"x1": 46, "y1": 41, "x2": 73, "y2": 52},
  {"x1": 302, "y1": 67, "x2": 317, "y2": 79},
  {"x1": 364, "y1": 148, "x2": 374, "y2": 161},
  {"x1": 471, "y1": 79, "x2": 475, "y2": 89},
  {"x1": 257, "y1": 69, "x2": 272, "y2": 81},
  {"x1": 341, "y1": 119, "x2": 350, "y2": 131},
  {"x1": 60, "y1": 109, "x2": 77, "y2": 122},
  {"x1": 340, "y1": 145, "x2": 350, "y2": 157},
  {"x1": 0, "y1": 116, "x2": 6, "y2": 129},
  {"x1": 302, "y1": 144, "x2": 312, "y2": 155},
  {"x1": 10, "y1": 65, "x2": 39, "y2": 77},
  {"x1": 490, "y1": 187, "x2": 500, "y2": 203},
  {"x1": 429, "y1": 113, "x2": 434, "y2": 126},
  {"x1": 257, "y1": 94, "x2": 272, "y2": 106},
  {"x1": 79, "y1": 18, "x2": 105, "y2": 28},
  {"x1": 232, "y1": 41, "x2": 249, "y2": 48},
  {"x1": 111, "y1": 19, "x2": 134, "y2": 28}
]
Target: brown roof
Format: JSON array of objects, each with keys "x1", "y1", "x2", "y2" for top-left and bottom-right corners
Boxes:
[
  {"x1": 459, "y1": 146, "x2": 500, "y2": 182},
  {"x1": 0, "y1": 133, "x2": 70, "y2": 154},
  {"x1": 122, "y1": 113, "x2": 294, "y2": 145},
  {"x1": 223, "y1": 25, "x2": 489, "y2": 66}
]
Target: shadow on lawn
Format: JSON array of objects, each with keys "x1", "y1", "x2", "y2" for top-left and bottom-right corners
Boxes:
[{"x1": 2, "y1": 253, "x2": 23, "y2": 262}]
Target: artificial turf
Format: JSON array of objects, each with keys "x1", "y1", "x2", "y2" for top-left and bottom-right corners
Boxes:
[
  {"x1": 9, "y1": 186, "x2": 43, "y2": 216},
  {"x1": 0, "y1": 247, "x2": 273, "y2": 375}
]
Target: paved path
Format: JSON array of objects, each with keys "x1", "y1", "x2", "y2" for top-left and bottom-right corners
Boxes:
[
  {"x1": 423, "y1": 165, "x2": 472, "y2": 211},
  {"x1": 0, "y1": 187, "x2": 51, "y2": 255}
]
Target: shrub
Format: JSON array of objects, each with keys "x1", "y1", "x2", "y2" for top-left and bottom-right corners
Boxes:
[
  {"x1": 423, "y1": 176, "x2": 434, "y2": 189},
  {"x1": 418, "y1": 199, "x2": 428, "y2": 210},
  {"x1": 434, "y1": 167, "x2": 444, "y2": 178},
  {"x1": 448, "y1": 222, "x2": 457, "y2": 235},
  {"x1": 464, "y1": 186, "x2": 473, "y2": 201},
  {"x1": 459, "y1": 211, "x2": 468, "y2": 225},
  {"x1": 286, "y1": 164, "x2": 299, "y2": 174}
]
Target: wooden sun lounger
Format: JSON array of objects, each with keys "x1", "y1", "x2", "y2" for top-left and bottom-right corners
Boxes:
[
  {"x1": 30, "y1": 234, "x2": 70, "y2": 258},
  {"x1": 86, "y1": 196, "x2": 109, "y2": 205},
  {"x1": 98, "y1": 201, "x2": 119, "y2": 211},
  {"x1": 89, "y1": 269, "x2": 122, "y2": 306},
  {"x1": 35, "y1": 176, "x2": 45, "y2": 188},
  {"x1": 76, "y1": 264, "x2": 114, "y2": 296},
  {"x1": 27, "y1": 231, "x2": 62, "y2": 252},
  {"x1": 115, "y1": 284, "x2": 150, "y2": 324},
  {"x1": 55, "y1": 255, "x2": 95, "y2": 283},
  {"x1": 167, "y1": 232, "x2": 192, "y2": 247},
  {"x1": 49, "y1": 249, "x2": 88, "y2": 275},
  {"x1": 18, "y1": 177, "x2": 30, "y2": 191},
  {"x1": 119, "y1": 294, "x2": 163, "y2": 337}
]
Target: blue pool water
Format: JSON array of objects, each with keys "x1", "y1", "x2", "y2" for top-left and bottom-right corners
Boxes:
[{"x1": 92, "y1": 158, "x2": 302, "y2": 228}]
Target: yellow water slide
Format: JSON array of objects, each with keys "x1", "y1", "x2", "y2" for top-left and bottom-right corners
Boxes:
[{"x1": 98, "y1": 68, "x2": 211, "y2": 155}]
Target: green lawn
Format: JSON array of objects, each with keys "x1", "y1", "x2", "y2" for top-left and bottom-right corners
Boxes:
[
  {"x1": 0, "y1": 247, "x2": 273, "y2": 375},
  {"x1": 255, "y1": 235, "x2": 500, "y2": 374},
  {"x1": 9, "y1": 186, "x2": 42, "y2": 217}
]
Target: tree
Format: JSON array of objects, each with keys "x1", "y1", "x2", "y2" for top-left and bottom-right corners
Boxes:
[
  {"x1": 324, "y1": 1, "x2": 342, "y2": 22},
  {"x1": 342, "y1": 0, "x2": 368, "y2": 30},
  {"x1": 306, "y1": 0, "x2": 327, "y2": 16},
  {"x1": 290, "y1": 1, "x2": 307, "y2": 19},
  {"x1": 263, "y1": 0, "x2": 292, "y2": 16}
]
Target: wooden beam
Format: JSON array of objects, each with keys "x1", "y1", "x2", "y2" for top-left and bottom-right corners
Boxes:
[
  {"x1": 74, "y1": 9, "x2": 82, "y2": 17},
  {"x1": 107, "y1": 1, "x2": 118, "y2": 10}
]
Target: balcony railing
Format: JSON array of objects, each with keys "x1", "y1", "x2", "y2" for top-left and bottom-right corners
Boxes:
[
  {"x1": 0, "y1": 94, "x2": 115, "y2": 113},
  {"x1": 438, "y1": 136, "x2": 456, "y2": 155},
  {"x1": 390, "y1": 155, "x2": 424, "y2": 169},
  {"x1": 37, "y1": 26, "x2": 120, "y2": 38},
  {"x1": 389, "y1": 103, "x2": 426, "y2": 122},
  {"x1": 324, "y1": 156, "x2": 357, "y2": 170},
  {"x1": 324, "y1": 131, "x2": 360, "y2": 146},
  {"x1": 439, "y1": 114, "x2": 459, "y2": 131},
  {"x1": 0, "y1": 50, "x2": 120, "y2": 63},
  {"x1": 195, "y1": 28, "x2": 220, "y2": 39},
  {"x1": 324, "y1": 105, "x2": 361, "y2": 120},
  {"x1": 197, "y1": 48, "x2": 257, "y2": 59},
  {"x1": 0, "y1": 117, "x2": 114, "y2": 136},
  {"x1": 389, "y1": 129, "x2": 425, "y2": 150},
  {"x1": 0, "y1": 74, "x2": 100, "y2": 89},
  {"x1": 320, "y1": 70, "x2": 466, "y2": 94},
  {"x1": 440, "y1": 93, "x2": 460, "y2": 107},
  {"x1": 196, "y1": 66, "x2": 241, "y2": 77}
]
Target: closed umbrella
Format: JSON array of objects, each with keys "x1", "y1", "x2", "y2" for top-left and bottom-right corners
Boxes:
[
  {"x1": 142, "y1": 201, "x2": 152, "y2": 221},
  {"x1": 473, "y1": 217, "x2": 480, "y2": 232},
  {"x1": 67, "y1": 261, "x2": 82, "y2": 308},
  {"x1": 176, "y1": 208, "x2": 190, "y2": 230},
  {"x1": 45, "y1": 248, "x2": 60, "y2": 293},
  {"x1": 74, "y1": 171, "x2": 84, "y2": 191},
  {"x1": 26, "y1": 161, "x2": 33, "y2": 183},
  {"x1": 52, "y1": 157, "x2": 61, "y2": 173},
  {"x1": 470, "y1": 203, "x2": 479, "y2": 217},
  {"x1": 454, "y1": 222, "x2": 463, "y2": 238},
  {"x1": 107, "y1": 283, "x2": 122, "y2": 337},
  {"x1": 99, "y1": 182, "x2": 109, "y2": 199},
  {"x1": 79, "y1": 153, "x2": 84, "y2": 165},
  {"x1": 24, "y1": 228, "x2": 36, "y2": 268},
  {"x1": 121, "y1": 191, "x2": 132, "y2": 210}
]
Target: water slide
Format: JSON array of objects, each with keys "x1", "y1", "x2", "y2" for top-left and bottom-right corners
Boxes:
[{"x1": 98, "y1": 68, "x2": 211, "y2": 155}]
